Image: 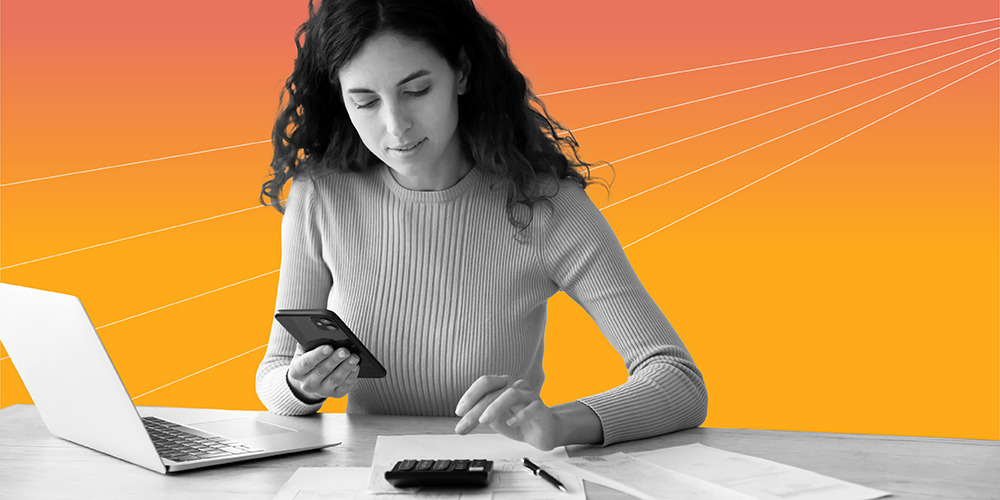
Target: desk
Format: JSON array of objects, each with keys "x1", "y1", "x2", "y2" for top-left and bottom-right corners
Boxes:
[{"x1": 0, "y1": 404, "x2": 997, "y2": 499}]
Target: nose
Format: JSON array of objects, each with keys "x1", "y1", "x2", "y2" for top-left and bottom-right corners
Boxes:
[{"x1": 382, "y1": 100, "x2": 412, "y2": 138}]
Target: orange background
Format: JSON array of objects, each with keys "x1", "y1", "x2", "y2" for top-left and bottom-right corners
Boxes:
[{"x1": 1, "y1": 0, "x2": 997, "y2": 440}]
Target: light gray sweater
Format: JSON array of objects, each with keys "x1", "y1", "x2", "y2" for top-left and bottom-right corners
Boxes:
[{"x1": 255, "y1": 164, "x2": 707, "y2": 445}]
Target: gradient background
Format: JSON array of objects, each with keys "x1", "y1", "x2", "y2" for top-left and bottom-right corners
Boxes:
[{"x1": 1, "y1": 0, "x2": 997, "y2": 440}]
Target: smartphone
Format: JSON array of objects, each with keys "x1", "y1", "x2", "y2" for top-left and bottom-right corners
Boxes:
[{"x1": 275, "y1": 309, "x2": 387, "y2": 378}]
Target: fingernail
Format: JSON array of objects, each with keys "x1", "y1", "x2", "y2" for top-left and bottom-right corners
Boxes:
[
  {"x1": 322, "y1": 346, "x2": 333, "y2": 355},
  {"x1": 348, "y1": 356, "x2": 359, "y2": 365},
  {"x1": 506, "y1": 416, "x2": 517, "y2": 426},
  {"x1": 455, "y1": 404, "x2": 466, "y2": 416},
  {"x1": 338, "y1": 349, "x2": 348, "y2": 359}
]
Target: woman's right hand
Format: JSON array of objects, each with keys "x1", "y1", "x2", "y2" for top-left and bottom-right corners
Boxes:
[{"x1": 286, "y1": 345, "x2": 361, "y2": 402}]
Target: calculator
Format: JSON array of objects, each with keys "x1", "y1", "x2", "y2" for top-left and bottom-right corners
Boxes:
[{"x1": 384, "y1": 459, "x2": 493, "y2": 488}]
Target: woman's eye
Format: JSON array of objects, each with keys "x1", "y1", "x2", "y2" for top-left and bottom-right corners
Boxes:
[
  {"x1": 406, "y1": 87, "x2": 431, "y2": 97},
  {"x1": 355, "y1": 99, "x2": 378, "y2": 110}
]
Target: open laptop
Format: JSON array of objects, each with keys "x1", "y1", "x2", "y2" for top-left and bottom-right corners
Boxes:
[{"x1": 0, "y1": 283, "x2": 340, "y2": 473}]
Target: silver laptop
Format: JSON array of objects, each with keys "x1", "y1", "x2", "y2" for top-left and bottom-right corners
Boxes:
[{"x1": 0, "y1": 283, "x2": 340, "y2": 473}]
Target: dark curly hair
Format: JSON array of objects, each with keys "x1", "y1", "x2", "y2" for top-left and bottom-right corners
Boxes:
[{"x1": 260, "y1": 0, "x2": 608, "y2": 229}]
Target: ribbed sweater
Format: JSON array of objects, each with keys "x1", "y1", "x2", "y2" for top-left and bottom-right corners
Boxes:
[{"x1": 255, "y1": 164, "x2": 708, "y2": 445}]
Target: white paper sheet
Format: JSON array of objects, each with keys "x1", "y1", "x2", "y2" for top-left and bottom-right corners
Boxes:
[
  {"x1": 631, "y1": 443, "x2": 892, "y2": 500},
  {"x1": 366, "y1": 434, "x2": 586, "y2": 499},
  {"x1": 272, "y1": 467, "x2": 376, "y2": 500},
  {"x1": 557, "y1": 452, "x2": 755, "y2": 500},
  {"x1": 273, "y1": 465, "x2": 569, "y2": 500}
]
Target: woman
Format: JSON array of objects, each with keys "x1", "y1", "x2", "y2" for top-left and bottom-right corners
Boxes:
[{"x1": 256, "y1": 0, "x2": 707, "y2": 451}]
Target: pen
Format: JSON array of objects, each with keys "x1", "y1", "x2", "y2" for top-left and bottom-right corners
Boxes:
[{"x1": 521, "y1": 457, "x2": 567, "y2": 493}]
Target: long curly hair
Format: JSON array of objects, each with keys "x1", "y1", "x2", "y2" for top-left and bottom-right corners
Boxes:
[{"x1": 260, "y1": 0, "x2": 607, "y2": 229}]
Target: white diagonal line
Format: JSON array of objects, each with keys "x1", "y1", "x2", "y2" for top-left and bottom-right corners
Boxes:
[
  {"x1": 129, "y1": 344, "x2": 267, "y2": 401},
  {"x1": 0, "y1": 140, "x2": 271, "y2": 187},
  {"x1": 621, "y1": 59, "x2": 998, "y2": 249},
  {"x1": 591, "y1": 40, "x2": 1000, "y2": 172},
  {"x1": 538, "y1": 18, "x2": 1000, "y2": 97},
  {"x1": 0, "y1": 205, "x2": 268, "y2": 270},
  {"x1": 600, "y1": 45, "x2": 1000, "y2": 211},
  {"x1": 95, "y1": 270, "x2": 280, "y2": 331},
  {"x1": 564, "y1": 28, "x2": 998, "y2": 135}
]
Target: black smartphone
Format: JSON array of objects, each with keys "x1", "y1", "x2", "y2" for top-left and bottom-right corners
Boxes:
[{"x1": 275, "y1": 309, "x2": 387, "y2": 378}]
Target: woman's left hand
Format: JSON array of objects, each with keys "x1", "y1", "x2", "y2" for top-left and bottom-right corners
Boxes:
[{"x1": 454, "y1": 375, "x2": 561, "y2": 451}]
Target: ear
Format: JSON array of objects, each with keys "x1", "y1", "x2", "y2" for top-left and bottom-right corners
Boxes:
[{"x1": 456, "y1": 48, "x2": 471, "y2": 95}]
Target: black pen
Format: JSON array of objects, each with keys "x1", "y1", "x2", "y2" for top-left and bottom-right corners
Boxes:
[{"x1": 521, "y1": 457, "x2": 567, "y2": 493}]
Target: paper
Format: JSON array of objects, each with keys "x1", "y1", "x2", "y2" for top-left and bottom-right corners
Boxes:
[
  {"x1": 631, "y1": 443, "x2": 892, "y2": 500},
  {"x1": 273, "y1": 464, "x2": 558, "y2": 500},
  {"x1": 272, "y1": 467, "x2": 377, "y2": 500},
  {"x1": 367, "y1": 434, "x2": 585, "y2": 499},
  {"x1": 557, "y1": 452, "x2": 755, "y2": 500}
]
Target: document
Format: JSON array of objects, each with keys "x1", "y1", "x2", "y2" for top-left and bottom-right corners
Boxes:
[
  {"x1": 631, "y1": 443, "x2": 892, "y2": 500},
  {"x1": 556, "y1": 452, "x2": 755, "y2": 500},
  {"x1": 272, "y1": 467, "x2": 375, "y2": 500},
  {"x1": 367, "y1": 434, "x2": 586, "y2": 499},
  {"x1": 273, "y1": 434, "x2": 586, "y2": 499}
]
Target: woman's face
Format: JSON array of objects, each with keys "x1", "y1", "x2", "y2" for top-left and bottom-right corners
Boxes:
[{"x1": 338, "y1": 32, "x2": 470, "y2": 190}]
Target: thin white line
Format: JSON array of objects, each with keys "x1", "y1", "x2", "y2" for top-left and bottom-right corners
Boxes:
[
  {"x1": 0, "y1": 205, "x2": 267, "y2": 270},
  {"x1": 1, "y1": 270, "x2": 280, "y2": 364},
  {"x1": 600, "y1": 45, "x2": 1000, "y2": 212},
  {"x1": 4, "y1": 22, "x2": 994, "y2": 189},
  {"x1": 0, "y1": 140, "x2": 271, "y2": 187},
  {"x1": 565, "y1": 28, "x2": 998, "y2": 135},
  {"x1": 590, "y1": 39, "x2": 1000, "y2": 172},
  {"x1": 621, "y1": 59, "x2": 999, "y2": 250},
  {"x1": 0, "y1": 356, "x2": 7, "y2": 362},
  {"x1": 130, "y1": 344, "x2": 267, "y2": 401},
  {"x1": 538, "y1": 18, "x2": 1000, "y2": 97},
  {"x1": 3, "y1": 68, "x2": 996, "y2": 370},
  {"x1": 95, "y1": 270, "x2": 280, "y2": 331}
]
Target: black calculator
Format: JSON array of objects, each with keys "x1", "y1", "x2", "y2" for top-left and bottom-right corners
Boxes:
[{"x1": 384, "y1": 459, "x2": 493, "y2": 488}]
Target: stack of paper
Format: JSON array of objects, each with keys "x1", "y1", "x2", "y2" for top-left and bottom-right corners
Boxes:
[
  {"x1": 554, "y1": 444, "x2": 891, "y2": 500},
  {"x1": 273, "y1": 437, "x2": 892, "y2": 500}
]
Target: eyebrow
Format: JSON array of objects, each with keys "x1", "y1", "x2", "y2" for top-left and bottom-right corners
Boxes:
[{"x1": 346, "y1": 70, "x2": 431, "y2": 94}]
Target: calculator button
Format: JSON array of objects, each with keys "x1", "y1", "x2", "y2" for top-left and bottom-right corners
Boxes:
[
  {"x1": 433, "y1": 460, "x2": 452, "y2": 471},
  {"x1": 398, "y1": 460, "x2": 417, "y2": 471},
  {"x1": 416, "y1": 460, "x2": 434, "y2": 471},
  {"x1": 453, "y1": 460, "x2": 470, "y2": 471}
]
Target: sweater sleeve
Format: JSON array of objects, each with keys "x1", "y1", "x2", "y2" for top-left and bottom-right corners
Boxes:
[
  {"x1": 255, "y1": 175, "x2": 332, "y2": 415},
  {"x1": 539, "y1": 183, "x2": 708, "y2": 445}
]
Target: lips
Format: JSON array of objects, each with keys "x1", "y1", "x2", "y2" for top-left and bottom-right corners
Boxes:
[{"x1": 388, "y1": 138, "x2": 425, "y2": 152}]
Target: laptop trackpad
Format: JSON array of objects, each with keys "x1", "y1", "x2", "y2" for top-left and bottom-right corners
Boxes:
[{"x1": 188, "y1": 418, "x2": 296, "y2": 439}]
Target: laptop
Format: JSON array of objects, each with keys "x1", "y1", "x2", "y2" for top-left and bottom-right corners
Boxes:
[{"x1": 0, "y1": 283, "x2": 341, "y2": 473}]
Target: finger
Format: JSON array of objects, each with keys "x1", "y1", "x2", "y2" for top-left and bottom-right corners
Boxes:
[
  {"x1": 505, "y1": 400, "x2": 548, "y2": 427},
  {"x1": 288, "y1": 345, "x2": 335, "y2": 380},
  {"x1": 455, "y1": 385, "x2": 505, "y2": 434},
  {"x1": 331, "y1": 360, "x2": 361, "y2": 398},
  {"x1": 479, "y1": 386, "x2": 531, "y2": 425},
  {"x1": 321, "y1": 353, "x2": 359, "y2": 385},
  {"x1": 311, "y1": 348, "x2": 352, "y2": 378},
  {"x1": 300, "y1": 349, "x2": 352, "y2": 394},
  {"x1": 455, "y1": 375, "x2": 509, "y2": 416}
]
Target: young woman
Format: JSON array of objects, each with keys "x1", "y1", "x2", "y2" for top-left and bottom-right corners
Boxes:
[{"x1": 256, "y1": 0, "x2": 707, "y2": 451}]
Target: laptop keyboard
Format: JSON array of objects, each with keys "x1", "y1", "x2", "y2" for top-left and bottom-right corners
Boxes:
[{"x1": 142, "y1": 416, "x2": 263, "y2": 462}]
